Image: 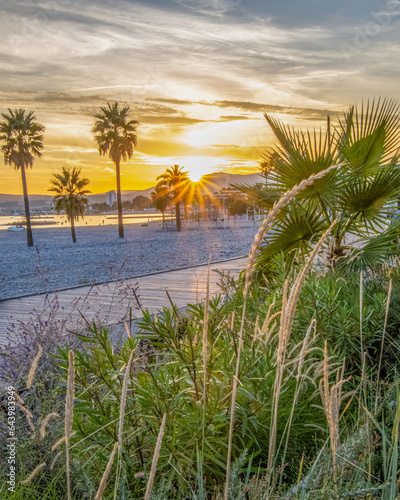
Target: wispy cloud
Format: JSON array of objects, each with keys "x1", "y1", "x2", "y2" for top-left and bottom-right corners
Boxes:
[{"x1": 1, "y1": 0, "x2": 399, "y2": 193}]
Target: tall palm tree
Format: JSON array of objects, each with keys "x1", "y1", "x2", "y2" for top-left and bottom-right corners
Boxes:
[
  {"x1": 49, "y1": 167, "x2": 91, "y2": 243},
  {"x1": 0, "y1": 109, "x2": 45, "y2": 247},
  {"x1": 92, "y1": 102, "x2": 138, "y2": 239},
  {"x1": 151, "y1": 183, "x2": 172, "y2": 221},
  {"x1": 240, "y1": 98, "x2": 400, "y2": 270},
  {"x1": 156, "y1": 165, "x2": 191, "y2": 232}
]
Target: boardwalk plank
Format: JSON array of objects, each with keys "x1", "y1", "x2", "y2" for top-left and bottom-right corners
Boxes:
[{"x1": 0, "y1": 258, "x2": 246, "y2": 345}]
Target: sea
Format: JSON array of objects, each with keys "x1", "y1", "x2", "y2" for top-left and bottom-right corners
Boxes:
[{"x1": 0, "y1": 212, "x2": 165, "y2": 231}]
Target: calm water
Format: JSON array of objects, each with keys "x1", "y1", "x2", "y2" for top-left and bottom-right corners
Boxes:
[{"x1": 0, "y1": 213, "x2": 165, "y2": 230}]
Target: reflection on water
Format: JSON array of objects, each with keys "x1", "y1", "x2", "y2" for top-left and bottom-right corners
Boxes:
[{"x1": 0, "y1": 213, "x2": 165, "y2": 230}]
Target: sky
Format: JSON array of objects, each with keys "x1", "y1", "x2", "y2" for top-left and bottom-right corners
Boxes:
[{"x1": 1, "y1": 0, "x2": 400, "y2": 194}]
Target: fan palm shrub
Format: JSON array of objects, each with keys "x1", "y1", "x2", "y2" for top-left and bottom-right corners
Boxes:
[
  {"x1": 0, "y1": 109, "x2": 45, "y2": 247},
  {"x1": 49, "y1": 167, "x2": 90, "y2": 243},
  {"x1": 240, "y1": 98, "x2": 400, "y2": 270},
  {"x1": 92, "y1": 102, "x2": 138, "y2": 239},
  {"x1": 156, "y1": 165, "x2": 191, "y2": 231}
]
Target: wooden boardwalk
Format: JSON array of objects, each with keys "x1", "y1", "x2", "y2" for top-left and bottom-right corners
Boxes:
[{"x1": 0, "y1": 257, "x2": 247, "y2": 345}]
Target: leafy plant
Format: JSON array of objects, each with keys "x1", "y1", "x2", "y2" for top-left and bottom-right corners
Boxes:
[{"x1": 240, "y1": 98, "x2": 400, "y2": 270}]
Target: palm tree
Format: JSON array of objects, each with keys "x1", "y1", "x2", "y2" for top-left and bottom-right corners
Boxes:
[
  {"x1": 156, "y1": 165, "x2": 191, "y2": 232},
  {"x1": 92, "y1": 102, "x2": 138, "y2": 239},
  {"x1": 240, "y1": 98, "x2": 400, "y2": 270},
  {"x1": 0, "y1": 109, "x2": 45, "y2": 247},
  {"x1": 151, "y1": 183, "x2": 172, "y2": 221},
  {"x1": 49, "y1": 167, "x2": 91, "y2": 243}
]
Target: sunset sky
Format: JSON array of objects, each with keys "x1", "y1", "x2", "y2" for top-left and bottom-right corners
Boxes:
[{"x1": 1, "y1": 0, "x2": 400, "y2": 194}]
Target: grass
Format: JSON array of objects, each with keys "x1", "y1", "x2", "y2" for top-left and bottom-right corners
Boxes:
[{"x1": 1, "y1": 170, "x2": 400, "y2": 499}]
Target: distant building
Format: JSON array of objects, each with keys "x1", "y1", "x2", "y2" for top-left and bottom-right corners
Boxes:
[{"x1": 106, "y1": 190, "x2": 116, "y2": 207}]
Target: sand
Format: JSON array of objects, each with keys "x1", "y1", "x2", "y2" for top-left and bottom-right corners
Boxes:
[{"x1": 0, "y1": 220, "x2": 257, "y2": 299}]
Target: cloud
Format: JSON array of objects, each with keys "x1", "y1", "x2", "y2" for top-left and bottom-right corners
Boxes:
[
  {"x1": 1, "y1": 0, "x2": 400, "y2": 194},
  {"x1": 150, "y1": 97, "x2": 335, "y2": 121}
]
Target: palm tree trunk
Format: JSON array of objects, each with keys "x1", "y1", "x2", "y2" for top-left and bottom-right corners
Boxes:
[
  {"x1": 115, "y1": 158, "x2": 124, "y2": 239},
  {"x1": 175, "y1": 200, "x2": 181, "y2": 232},
  {"x1": 20, "y1": 164, "x2": 33, "y2": 247},
  {"x1": 70, "y1": 215, "x2": 77, "y2": 243}
]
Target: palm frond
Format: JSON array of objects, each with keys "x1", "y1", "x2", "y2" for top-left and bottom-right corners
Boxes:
[
  {"x1": 338, "y1": 163, "x2": 400, "y2": 229},
  {"x1": 342, "y1": 220, "x2": 400, "y2": 270},
  {"x1": 234, "y1": 182, "x2": 278, "y2": 210},
  {"x1": 264, "y1": 114, "x2": 339, "y2": 207},
  {"x1": 0, "y1": 108, "x2": 45, "y2": 170},
  {"x1": 336, "y1": 98, "x2": 400, "y2": 172},
  {"x1": 48, "y1": 167, "x2": 91, "y2": 221},
  {"x1": 257, "y1": 205, "x2": 327, "y2": 267}
]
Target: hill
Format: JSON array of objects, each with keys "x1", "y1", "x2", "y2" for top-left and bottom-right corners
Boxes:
[{"x1": 0, "y1": 171, "x2": 263, "y2": 207}]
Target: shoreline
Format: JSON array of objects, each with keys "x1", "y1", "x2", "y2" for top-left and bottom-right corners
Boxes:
[{"x1": 0, "y1": 212, "x2": 165, "y2": 231}]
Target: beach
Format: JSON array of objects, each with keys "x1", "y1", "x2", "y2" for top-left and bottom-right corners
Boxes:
[{"x1": 0, "y1": 220, "x2": 256, "y2": 300}]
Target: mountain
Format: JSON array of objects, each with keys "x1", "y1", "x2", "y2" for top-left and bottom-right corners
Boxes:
[
  {"x1": 199, "y1": 172, "x2": 263, "y2": 192},
  {"x1": 0, "y1": 171, "x2": 263, "y2": 207}
]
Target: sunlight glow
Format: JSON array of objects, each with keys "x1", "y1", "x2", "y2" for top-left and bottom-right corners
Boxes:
[{"x1": 183, "y1": 156, "x2": 222, "y2": 182}]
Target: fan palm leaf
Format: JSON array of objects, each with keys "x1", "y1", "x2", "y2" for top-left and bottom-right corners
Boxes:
[
  {"x1": 336, "y1": 98, "x2": 400, "y2": 174},
  {"x1": 343, "y1": 220, "x2": 400, "y2": 270},
  {"x1": 338, "y1": 163, "x2": 400, "y2": 231},
  {"x1": 242, "y1": 98, "x2": 400, "y2": 270},
  {"x1": 264, "y1": 115, "x2": 339, "y2": 207},
  {"x1": 256, "y1": 205, "x2": 326, "y2": 266}
]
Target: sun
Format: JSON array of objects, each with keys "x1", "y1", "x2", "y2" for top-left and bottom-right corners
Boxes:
[
  {"x1": 186, "y1": 167, "x2": 204, "y2": 183},
  {"x1": 183, "y1": 156, "x2": 222, "y2": 183}
]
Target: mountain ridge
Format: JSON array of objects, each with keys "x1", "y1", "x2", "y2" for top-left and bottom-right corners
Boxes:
[{"x1": 0, "y1": 171, "x2": 263, "y2": 205}]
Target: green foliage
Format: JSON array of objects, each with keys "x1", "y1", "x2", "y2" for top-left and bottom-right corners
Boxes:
[
  {"x1": 242, "y1": 98, "x2": 400, "y2": 270},
  {"x1": 92, "y1": 102, "x2": 138, "y2": 164},
  {"x1": 0, "y1": 108, "x2": 45, "y2": 170},
  {"x1": 49, "y1": 167, "x2": 91, "y2": 221},
  {"x1": 49, "y1": 166, "x2": 91, "y2": 242},
  {"x1": 49, "y1": 291, "x2": 328, "y2": 497},
  {"x1": 155, "y1": 165, "x2": 191, "y2": 230},
  {"x1": 2, "y1": 262, "x2": 399, "y2": 498}
]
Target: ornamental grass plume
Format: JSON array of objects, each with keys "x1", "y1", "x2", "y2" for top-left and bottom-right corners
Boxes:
[
  {"x1": 144, "y1": 413, "x2": 167, "y2": 500},
  {"x1": 65, "y1": 350, "x2": 75, "y2": 500},
  {"x1": 52, "y1": 432, "x2": 76, "y2": 452},
  {"x1": 26, "y1": 344, "x2": 43, "y2": 389},
  {"x1": 243, "y1": 164, "x2": 340, "y2": 297},
  {"x1": 50, "y1": 451, "x2": 62, "y2": 471},
  {"x1": 319, "y1": 340, "x2": 349, "y2": 492},
  {"x1": 280, "y1": 319, "x2": 317, "y2": 474},
  {"x1": 15, "y1": 401, "x2": 35, "y2": 432},
  {"x1": 21, "y1": 462, "x2": 46, "y2": 484},
  {"x1": 40, "y1": 412, "x2": 60, "y2": 439},
  {"x1": 224, "y1": 165, "x2": 339, "y2": 500},
  {"x1": 267, "y1": 220, "x2": 337, "y2": 478},
  {"x1": 252, "y1": 302, "x2": 279, "y2": 345},
  {"x1": 94, "y1": 442, "x2": 119, "y2": 500}
]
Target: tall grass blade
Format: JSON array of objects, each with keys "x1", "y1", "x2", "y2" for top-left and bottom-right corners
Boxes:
[{"x1": 144, "y1": 413, "x2": 167, "y2": 500}]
